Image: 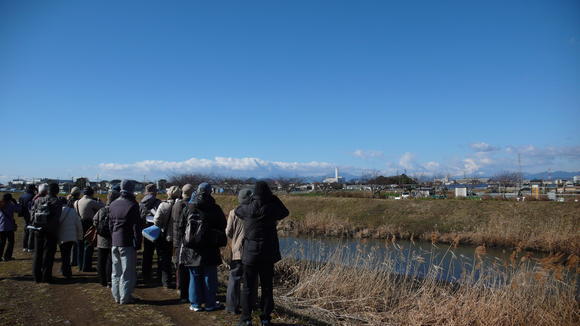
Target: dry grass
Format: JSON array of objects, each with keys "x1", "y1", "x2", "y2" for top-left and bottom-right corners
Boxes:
[
  {"x1": 274, "y1": 241, "x2": 580, "y2": 326},
  {"x1": 213, "y1": 195, "x2": 580, "y2": 254}
]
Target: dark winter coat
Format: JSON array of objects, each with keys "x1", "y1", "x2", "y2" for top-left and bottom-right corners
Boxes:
[
  {"x1": 235, "y1": 194, "x2": 289, "y2": 265},
  {"x1": 30, "y1": 195, "x2": 63, "y2": 236},
  {"x1": 171, "y1": 198, "x2": 189, "y2": 249},
  {"x1": 18, "y1": 190, "x2": 35, "y2": 224},
  {"x1": 109, "y1": 194, "x2": 142, "y2": 248},
  {"x1": 93, "y1": 206, "x2": 112, "y2": 249},
  {"x1": 140, "y1": 193, "x2": 161, "y2": 226},
  {"x1": 178, "y1": 194, "x2": 226, "y2": 267}
]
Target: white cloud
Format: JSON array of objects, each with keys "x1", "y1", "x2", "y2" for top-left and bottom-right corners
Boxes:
[
  {"x1": 352, "y1": 149, "x2": 384, "y2": 159},
  {"x1": 98, "y1": 156, "x2": 335, "y2": 178},
  {"x1": 423, "y1": 161, "x2": 440, "y2": 171},
  {"x1": 399, "y1": 152, "x2": 415, "y2": 170},
  {"x1": 469, "y1": 142, "x2": 499, "y2": 152}
]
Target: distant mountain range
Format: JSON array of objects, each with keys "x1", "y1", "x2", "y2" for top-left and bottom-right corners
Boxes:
[{"x1": 523, "y1": 171, "x2": 580, "y2": 180}]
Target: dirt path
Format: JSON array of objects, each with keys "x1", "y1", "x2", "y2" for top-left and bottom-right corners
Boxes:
[{"x1": 0, "y1": 221, "x2": 309, "y2": 326}]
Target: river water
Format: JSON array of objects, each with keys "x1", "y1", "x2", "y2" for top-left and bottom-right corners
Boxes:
[{"x1": 278, "y1": 236, "x2": 549, "y2": 284}]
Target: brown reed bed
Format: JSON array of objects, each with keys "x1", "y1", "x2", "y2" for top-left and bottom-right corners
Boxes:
[{"x1": 273, "y1": 240, "x2": 580, "y2": 326}]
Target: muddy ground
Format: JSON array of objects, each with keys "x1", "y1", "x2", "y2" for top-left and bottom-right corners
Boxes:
[{"x1": 0, "y1": 219, "x2": 316, "y2": 326}]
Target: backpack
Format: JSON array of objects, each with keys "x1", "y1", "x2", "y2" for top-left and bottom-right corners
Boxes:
[
  {"x1": 96, "y1": 207, "x2": 111, "y2": 238},
  {"x1": 33, "y1": 200, "x2": 52, "y2": 228},
  {"x1": 183, "y1": 208, "x2": 207, "y2": 249}
]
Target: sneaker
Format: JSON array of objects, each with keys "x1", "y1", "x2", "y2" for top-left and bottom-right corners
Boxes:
[
  {"x1": 238, "y1": 321, "x2": 253, "y2": 326},
  {"x1": 205, "y1": 302, "x2": 224, "y2": 312},
  {"x1": 189, "y1": 305, "x2": 204, "y2": 312}
]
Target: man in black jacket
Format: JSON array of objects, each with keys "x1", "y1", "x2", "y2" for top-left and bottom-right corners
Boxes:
[
  {"x1": 18, "y1": 184, "x2": 36, "y2": 252},
  {"x1": 109, "y1": 180, "x2": 142, "y2": 304},
  {"x1": 140, "y1": 183, "x2": 161, "y2": 284},
  {"x1": 236, "y1": 181, "x2": 289, "y2": 326},
  {"x1": 30, "y1": 183, "x2": 62, "y2": 283}
]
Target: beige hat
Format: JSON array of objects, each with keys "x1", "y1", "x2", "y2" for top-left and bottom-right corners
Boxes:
[
  {"x1": 70, "y1": 187, "x2": 81, "y2": 197},
  {"x1": 167, "y1": 185, "x2": 181, "y2": 199},
  {"x1": 181, "y1": 184, "x2": 194, "y2": 199}
]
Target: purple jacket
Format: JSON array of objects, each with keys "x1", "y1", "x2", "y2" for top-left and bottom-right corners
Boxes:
[
  {"x1": 109, "y1": 194, "x2": 142, "y2": 248},
  {"x1": 0, "y1": 202, "x2": 19, "y2": 232}
]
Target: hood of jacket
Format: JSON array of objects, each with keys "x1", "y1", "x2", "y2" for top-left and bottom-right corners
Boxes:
[{"x1": 141, "y1": 193, "x2": 159, "y2": 210}]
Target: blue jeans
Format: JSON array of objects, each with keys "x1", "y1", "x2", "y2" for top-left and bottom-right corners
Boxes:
[
  {"x1": 188, "y1": 265, "x2": 218, "y2": 308},
  {"x1": 111, "y1": 246, "x2": 137, "y2": 304}
]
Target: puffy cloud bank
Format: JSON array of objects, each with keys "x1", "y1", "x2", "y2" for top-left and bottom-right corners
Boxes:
[{"x1": 98, "y1": 156, "x2": 335, "y2": 179}]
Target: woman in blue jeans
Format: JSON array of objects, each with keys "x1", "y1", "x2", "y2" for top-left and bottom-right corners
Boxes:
[{"x1": 178, "y1": 183, "x2": 227, "y2": 312}]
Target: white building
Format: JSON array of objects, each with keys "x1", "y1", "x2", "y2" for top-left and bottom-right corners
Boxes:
[
  {"x1": 455, "y1": 187, "x2": 467, "y2": 198},
  {"x1": 574, "y1": 176, "x2": 580, "y2": 185},
  {"x1": 324, "y1": 168, "x2": 344, "y2": 184}
]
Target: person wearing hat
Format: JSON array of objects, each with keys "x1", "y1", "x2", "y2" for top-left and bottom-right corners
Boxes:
[
  {"x1": 139, "y1": 183, "x2": 162, "y2": 284},
  {"x1": 67, "y1": 187, "x2": 82, "y2": 267},
  {"x1": 226, "y1": 188, "x2": 253, "y2": 314},
  {"x1": 236, "y1": 181, "x2": 289, "y2": 326},
  {"x1": 18, "y1": 184, "x2": 37, "y2": 252},
  {"x1": 93, "y1": 189, "x2": 121, "y2": 287},
  {"x1": 109, "y1": 180, "x2": 142, "y2": 304},
  {"x1": 172, "y1": 183, "x2": 194, "y2": 303},
  {"x1": 30, "y1": 183, "x2": 63, "y2": 283},
  {"x1": 153, "y1": 185, "x2": 181, "y2": 288},
  {"x1": 179, "y1": 182, "x2": 226, "y2": 312},
  {"x1": 57, "y1": 191, "x2": 83, "y2": 279},
  {"x1": 74, "y1": 187, "x2": 104, "y2": 272}
]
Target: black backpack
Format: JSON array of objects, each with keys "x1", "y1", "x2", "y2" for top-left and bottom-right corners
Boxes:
[
  {"x1": 183, "y1": 208, "x2": 207, "y2": 249},
  {"x1": 33, "y1": 200, "x2": 51, "y2": 228},
  {"x1": 96, "y1": 207, "x2": 111, "y2": 238}
]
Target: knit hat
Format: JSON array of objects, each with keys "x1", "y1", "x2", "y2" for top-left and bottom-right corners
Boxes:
[
  {"x1": 121, "y1": 179, "x2": 136, "y2": 194},
  {"x1": 38, "y1": 183, "x2": 49, "y2": 195},
  {"x1": 48, "y1": 183, "x2": 60, "y2": 195},
  {"x1": 84, "y1": 187, "x2": 94, "y2": 196},
  {"x1": 181, "y1": 184, "x2": 194, "y2": 199},
  {"x1": 167, "y1": 185, "x2": 181, "y2": 199},
  {"x1": 145, "y1": 183, "x2": 157, "y2": 193},
  {"x1": 111, "y1": 184, "x2": 121, "y2": 192},
  {"x1": 107, "y1": 190, "x2": 121, "y2": 204},
  {"x1": 70, "y1": 187, "x2": 81, "y2": 197},
  {"x1": 237, "y1": 188, "x2": 253, "y2": 205},
  {"x1": 197, "y1": 182, "x2": 212, "y2": 196}
]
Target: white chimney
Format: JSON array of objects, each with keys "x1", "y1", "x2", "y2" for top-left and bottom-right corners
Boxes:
[{"x1": 335, "y1": 167, "x2": 339, "y2": 179}]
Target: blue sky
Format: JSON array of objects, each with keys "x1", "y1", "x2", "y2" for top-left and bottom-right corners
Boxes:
[{"x1": 1, "y1": 0, "x2": 579, "y2": 181}]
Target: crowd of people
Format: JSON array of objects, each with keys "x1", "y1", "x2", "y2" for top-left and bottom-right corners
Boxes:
[{"x1": 0, "y1": 179, "x2": 289, "y2": 326}]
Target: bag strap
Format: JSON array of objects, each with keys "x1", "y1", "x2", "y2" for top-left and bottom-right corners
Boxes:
[{"x1": 75, "y1": 200, "x2": 80, "y2": 216}]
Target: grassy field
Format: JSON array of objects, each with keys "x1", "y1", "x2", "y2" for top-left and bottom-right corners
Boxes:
[{"x1": 213, "y1": 195, "x2": 580, "y2": 254}]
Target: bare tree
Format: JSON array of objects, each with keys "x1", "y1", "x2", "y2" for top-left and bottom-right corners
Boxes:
[
  {"x1": 273, "y1": 177, "x2": 304, "y2": 194},
  {"x1": 490, "y1": 171, "x2": 522, "y2": 198}
]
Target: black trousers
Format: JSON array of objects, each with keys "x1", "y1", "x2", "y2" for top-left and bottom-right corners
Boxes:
[
  {"x1": 175, "y1": 247, "x2": 189, "y2": 300},
  {"x1": 0, "y1": 231, "x2": 15, "y2": 259},
  {"x1": 33, "y1": 232, "x2": 58, "y2": 283},
  {"x1": 141, "y1": 238, "x2": 159, "y2": 282},
  {"x1": 97, "y1": 248, "x2": 112, "y2": 286},
  {"x1": 241, "y1": 262, "x2": 274, "y2": 322},
  {"x1": 78, "y1": 240, "x2": 94, "y2": 272},
  {"x1": 59, "y1": 241, "x2": 74, "y2": 277},
  {"x1": 156, "y1": 238, "x2": 172, "y2": 287}
]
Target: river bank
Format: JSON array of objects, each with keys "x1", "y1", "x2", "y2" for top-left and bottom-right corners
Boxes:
[{"x1": 214, "y1": 195, "x2": 580, "y2": 254}]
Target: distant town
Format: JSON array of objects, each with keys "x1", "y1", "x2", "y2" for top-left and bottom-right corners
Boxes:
[{"x1": 1, "y1": 168, "x2": 579, "y2": 202}]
